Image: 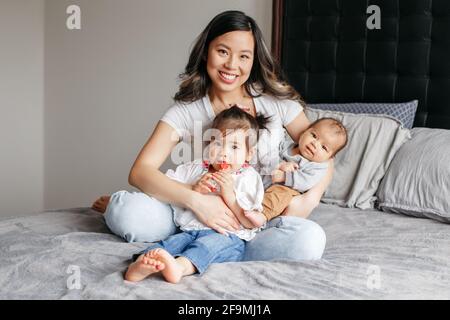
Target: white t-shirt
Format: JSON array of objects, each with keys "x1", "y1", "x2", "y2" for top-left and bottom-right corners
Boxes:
[
  {"x1": 165, "y1": 159, "x2": 265, "y2": 241},
  {"x1": 161, "y1": 93, "x2": 304, "y2": 188}
]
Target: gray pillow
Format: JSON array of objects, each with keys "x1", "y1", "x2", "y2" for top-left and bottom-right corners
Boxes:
[
  {"x1": 308, "y1": 100, "x2": 418, "y2": 129},
  {"x1": 304, "y1": 108, "x2": 411, "y2": 209},
  {"x1": 377, "y1": 128, "x2": 450, "y2": 223}
]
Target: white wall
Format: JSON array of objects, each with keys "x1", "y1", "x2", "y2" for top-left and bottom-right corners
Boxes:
[
  {"x1": 44, "y1": 0, "x2": 272, "y2": 210},
  {"x1": 0, "y1": 0, "x2": 45, "y2": 217}
]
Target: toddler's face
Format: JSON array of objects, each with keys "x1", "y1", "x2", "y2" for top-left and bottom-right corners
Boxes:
[
  {"x1": 297, "y1": 121, "x2": 343, "y2": 163},
  {"x1": 207, "y1": 129, "x2": 254, "y2": 172}
]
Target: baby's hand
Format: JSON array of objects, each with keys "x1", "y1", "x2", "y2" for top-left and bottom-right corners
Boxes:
[
  {"x1": 271, "y1": 169, "x2": 286, "y2": 183},
  {"x1": 211, "y1": 171, "x2": 234, "y2": 198},
  {"x1": 193, "y1": 173, "x2": 215, "y2": 194},
  {"x1": 278, "y1": 161, "x2": 299, "y2": 172}
]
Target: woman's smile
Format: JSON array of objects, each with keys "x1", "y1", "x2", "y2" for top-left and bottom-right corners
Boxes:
[{"x1": 218, "y1": 71, "x2": 239, "y2": 84}]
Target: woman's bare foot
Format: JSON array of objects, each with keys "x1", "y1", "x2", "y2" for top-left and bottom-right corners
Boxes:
[
  {"x1": 124, "y1": 252, "x2": 165, "y2": 282},
  {"x1": 244, "y1": 210, "x2": 267, "y2": 228},
  {"x1": 91, "y1": 195, "x2": 111, "y2": 213}
]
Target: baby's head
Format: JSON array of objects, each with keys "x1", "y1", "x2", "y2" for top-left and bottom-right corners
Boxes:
[
  {"x1": 206, "y1": 106, "x2": 270, "y2": 172},
  {"x1": 298, "y1": 118, "x2": 348, "y2": 163}
]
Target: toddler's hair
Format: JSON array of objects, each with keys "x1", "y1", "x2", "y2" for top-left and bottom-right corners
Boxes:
[
  {"x1": 308, "y1": 117, "x2": 348, "y2": 156},
  {"x1": 210, "y1": 105, "x2": 271, "y2": 149}
]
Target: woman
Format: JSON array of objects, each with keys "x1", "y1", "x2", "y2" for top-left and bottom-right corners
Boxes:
[{"x1": 92, "y1": 10, "x2": 332, "y2": 261}]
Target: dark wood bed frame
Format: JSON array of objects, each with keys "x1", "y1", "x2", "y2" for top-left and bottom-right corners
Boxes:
[{"x1": 272, "y1": 0, "x2": 285, "y2": 63}]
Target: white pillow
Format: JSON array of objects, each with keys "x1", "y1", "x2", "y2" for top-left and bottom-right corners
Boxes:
[{"x1": 304, "y1": 108, "x2": 411, "y2": 209}]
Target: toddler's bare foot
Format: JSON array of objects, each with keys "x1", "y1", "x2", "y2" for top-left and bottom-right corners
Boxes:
[
  {"x1": 124, "y1": 251, "x2": 165, "y2": 282},
  {"x1": 244, "y1": 210, "x2": 267, "y2": 228},
  {"x1": 149, "y1": 248, "x2": 184, "y2": 284},
  {"x1": 91, "y1": 195, "x2": 111, "y2": 213}
]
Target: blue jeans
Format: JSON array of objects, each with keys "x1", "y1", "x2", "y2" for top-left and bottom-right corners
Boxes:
[
  {"x1": 134, "y1": 229, "x2": 245, "y2": 274},
  {"x1": 105, "y1": 190, "x2": 326, "y2": 261}
]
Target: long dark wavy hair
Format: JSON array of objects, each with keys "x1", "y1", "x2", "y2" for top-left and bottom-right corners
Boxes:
[{"x1": 174, "y1": 10, "x2": 303, "y2": 104}]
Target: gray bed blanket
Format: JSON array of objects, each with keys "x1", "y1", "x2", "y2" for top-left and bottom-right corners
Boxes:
[{"x1": 1, "y1": 204, "x2": 449, "y2": 299}]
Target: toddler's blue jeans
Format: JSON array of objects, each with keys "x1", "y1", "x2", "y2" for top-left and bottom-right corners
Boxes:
[{"x1": 133, "y1": 229, "x2": 245, "y2": 274}]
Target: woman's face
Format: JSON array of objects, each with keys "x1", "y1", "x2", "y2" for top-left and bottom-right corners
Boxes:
[{"x1": 206, "y1": 31, "x2": 255, "y2": 94}]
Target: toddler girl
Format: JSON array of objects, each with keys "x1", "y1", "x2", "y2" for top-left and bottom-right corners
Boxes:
[{"x1": 125, "y1": 106, "x2": 269, "y2": 283}]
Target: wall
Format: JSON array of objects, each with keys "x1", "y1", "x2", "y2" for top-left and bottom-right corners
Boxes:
[
  {"x1": 44, "y1": 0, "x2": 272, "y2": 210},
  {"x1": 0, "y1": 0, "x2": 45, "y2": 217}
]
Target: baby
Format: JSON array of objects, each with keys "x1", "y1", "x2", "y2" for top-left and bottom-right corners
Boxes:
[
  {"x1": 245, "y1": 117, "x2": 348, "y2": 227},
  {"x1": 125, "y1": 106, "x2": 270, "y2": 283}
]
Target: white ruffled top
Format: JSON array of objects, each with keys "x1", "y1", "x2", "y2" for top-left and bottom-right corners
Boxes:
[{"x1": 165, "y1": 159, "x2": 265, "y2": 241}]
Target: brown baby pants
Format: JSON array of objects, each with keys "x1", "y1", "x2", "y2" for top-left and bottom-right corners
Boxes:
[{"x1": 262, "y1": 184, "x2": 300, "y2": 221}]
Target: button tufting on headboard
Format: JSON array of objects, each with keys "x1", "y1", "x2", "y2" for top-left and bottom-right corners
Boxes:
[{"x1": 274, "y1": 0, "x2": 450, "y2": 129}]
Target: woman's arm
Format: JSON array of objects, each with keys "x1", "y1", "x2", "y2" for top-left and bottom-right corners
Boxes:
[
  {"x1": 282, "y1": 111, "x2": 334, "y2": 218},
  {"x1": 284, "y1": 110, "x2": 310, "y2": 142},
  {"x1": 282, "y1": 161, "x2": 334, "y2": 218},
  {"x1": 129, "y1": 121, "x2": 241, "y2": 233},
  {"x1": 128, "y1": 121, "x2": 192, "y2": 205}
]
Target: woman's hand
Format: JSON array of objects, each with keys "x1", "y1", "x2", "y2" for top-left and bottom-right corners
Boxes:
[
  {"x1": 188, "y1": 192, "x2": 241, "y2": 235},
  {"x1": 283, "y1": 159, "x2": 334, "y2": 218},
  {"x1": 192, "y1": 173, "x2": 215, "y2": 194}
]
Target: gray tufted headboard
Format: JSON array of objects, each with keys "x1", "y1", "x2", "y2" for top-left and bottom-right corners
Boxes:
[{"x1": 272, "y1": 0, "x2": 450, "y2": 129}]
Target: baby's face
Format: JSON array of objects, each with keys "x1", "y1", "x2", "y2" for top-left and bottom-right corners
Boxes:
[
  {"x1": 297, "y1": 120, "x2": 343, "y2": 162},
  {"x1": 207, "y1": 129, "x2": 253, "y2": 172}
]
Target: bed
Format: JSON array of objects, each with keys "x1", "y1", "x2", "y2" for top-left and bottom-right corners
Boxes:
[
  {"x1": 2, "y1": 0, "x2": 450, "y2": 299},
  {"x1": 1, "y1": 204, "x2": 449, "y2": 299}
]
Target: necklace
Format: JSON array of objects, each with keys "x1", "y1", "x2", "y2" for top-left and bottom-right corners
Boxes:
[
  {"x1": 210, "y1": 98, "x2": 256, "y2": 117},
  {"x1": 209, "y1": 88, "x2": 254, "y2": 112}
]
